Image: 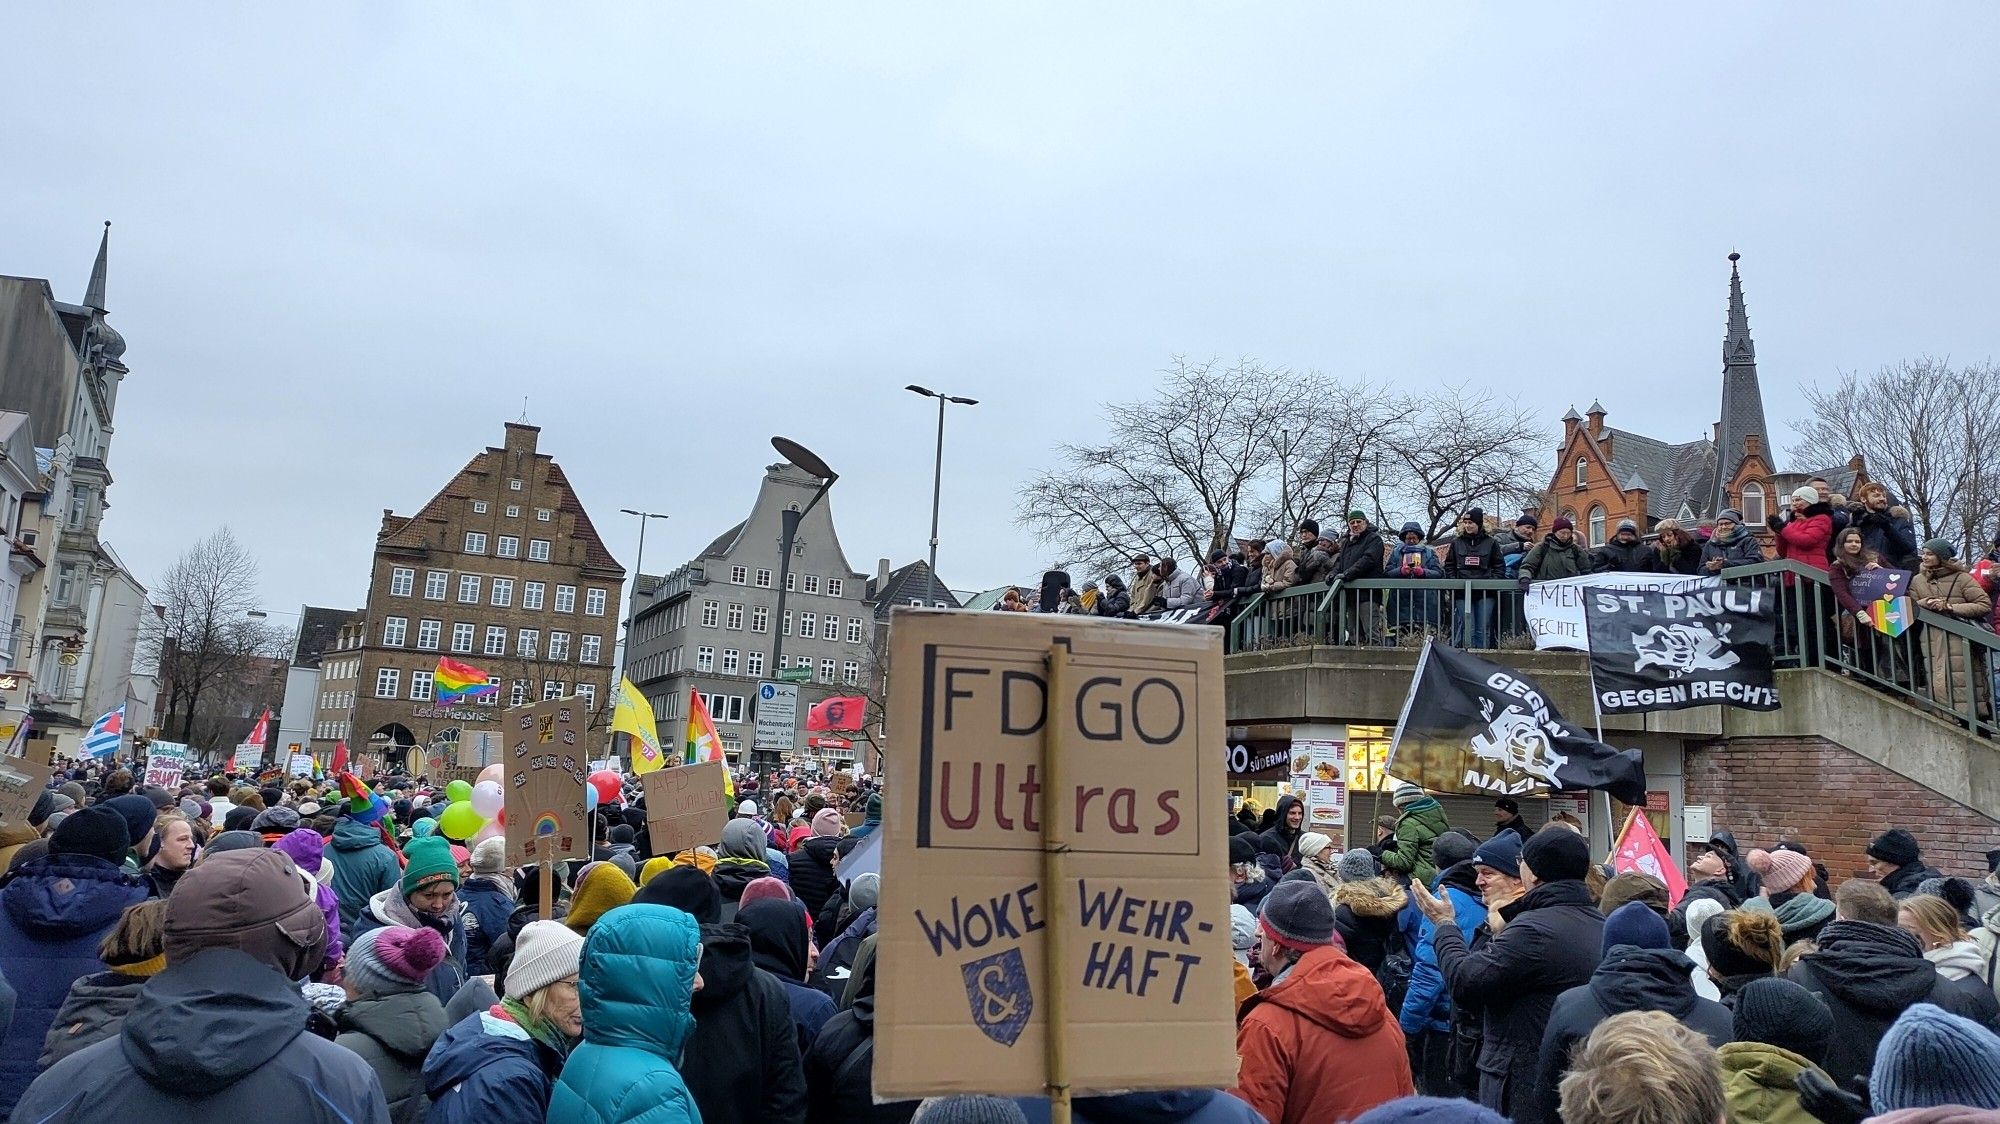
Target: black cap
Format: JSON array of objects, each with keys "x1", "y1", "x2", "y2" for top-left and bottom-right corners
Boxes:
[
  {"x1": 50, "y1": 805, "x2": 132, "y2": 865},
  {"x1": 1494, "y1": 798, "x2": 1519, "y2": 814},
  {"x1": 1229, "y1": 834, "x2": 1256, "y2": 866},
  {"x1": 1297, "y1": 518, "x2": 1319, "y2": 535},
  {"x1": 635, "y1": 864, "x2": 721, "y2": 925}
]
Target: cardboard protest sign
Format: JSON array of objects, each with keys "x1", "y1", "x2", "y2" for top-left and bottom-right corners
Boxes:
[
  {"x1": 22, "y1": 739, "x2": 54, "y2": 768},
  {"x1": 829, "y1": 770, "x2": 854, "y2": 798},
  {"x1": 233, "y1": 743, "x2": 263, "y2": 771},
  {"x1": 0, "y1": 755, "x2": 53, "y2": 830},
  {"x1": 1584, "y1": 586, "x2": 1779, "y2": 714},
  {"x1": 504, "y1": 696, "x2": 590, "y2": 866},
  {"x1": 1850, "y1": 567, "x2": 1914, "y2": 604},
  {"x1": 641, "y1": 762, "x2": 729, "y2": 855},
  {"x1": 144, "y1": 741, "x2": 190, "y2": 789},
  {"x1": 288, "y1": 752, "x2": 315, "y2": 777},
  {"x1": 875, "y1": 610, "x2": 1235, "y2": 1099},
  {"x1": 1524, "y1": 573, "x2": 1721, "y2": 651}
]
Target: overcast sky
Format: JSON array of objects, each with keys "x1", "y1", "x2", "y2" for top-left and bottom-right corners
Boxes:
[{"x1": 4, "y1": 4, "x2": 1996, "y2": 627}]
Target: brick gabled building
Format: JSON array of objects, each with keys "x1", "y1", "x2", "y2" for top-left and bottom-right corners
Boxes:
[{"x1": 1549, "y1": 253, "x2": 1860, "y2": 546}]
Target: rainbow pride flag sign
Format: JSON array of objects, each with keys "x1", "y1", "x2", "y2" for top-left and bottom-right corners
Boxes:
[
  {"x1": 1869, "y1": 596, "x2": 1914, "y2": 638},
  {"x1": 435, "y1": 656, "x2": 498, "y2": 703}
]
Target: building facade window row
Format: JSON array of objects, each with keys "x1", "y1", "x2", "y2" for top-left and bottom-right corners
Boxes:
[{"x1": 385, "y1": 567, "x2": 604, "y2": 617}]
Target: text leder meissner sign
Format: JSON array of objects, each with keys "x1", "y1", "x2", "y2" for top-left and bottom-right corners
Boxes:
[{"x1": 874, "y1": 610, "x2": 1236, "y2": 1098}]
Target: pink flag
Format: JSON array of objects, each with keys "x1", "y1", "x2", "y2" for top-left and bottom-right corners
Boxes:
[{"x1": 1612, "y1": 808, "x2": 1687, "y2": 907}]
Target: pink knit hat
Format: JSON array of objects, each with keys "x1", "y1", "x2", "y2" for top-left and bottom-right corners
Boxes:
[
  {"x1": 811, "y1": 808, "x2": 845, "y2": 838},
  {"x1": 374, "y1": 925, "x2": 447, "y2": 984},
  {"x1": 1748, "y1": 848, "x2": 1813, "y2": 894},
  {"x1": 739, "y1": 876, "x2": 794, "y2": 908}
]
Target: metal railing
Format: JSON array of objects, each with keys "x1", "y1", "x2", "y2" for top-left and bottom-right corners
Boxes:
[{"x1": 1224, "y1": 560, "x2": 2000, "y2": 738}]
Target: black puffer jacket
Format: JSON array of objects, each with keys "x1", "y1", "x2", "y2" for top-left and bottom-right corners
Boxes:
[
  {"x1": 1878, "y1": 860, "x2": 1943, "y2": 900},
  {"x1": 1591, "y1": 535, "x2": 1659, "y2": 574},
  {"x1": 1432, "y1": 879, "x2": 1604, "y2": 1120},
  {"x1": 789, "y1": 835, "x2": 841, "y2": 918},
  {"x1": 1787, "y1": 919, "x2": 2000, "y2": 1083},
  {"x1": 1258, "y1": 795, "x2": 1303, "y2": 865},
  {"x1": 11, "y1": 948, "x2": 389, "y2": 1122},
  {"x1": 804, "y1": 950, "x2": 917, "y2": 1124},
  {"x1": 682, "y1": 922, "x2": 809, "y2": 1124},
  {"x1": 1334, "y1": 878, "x2": 1408, "y2": 975},
  {"x1": 1520, "y1": 948, "x2": 1732, "y2": 1124},
  {"x1": 1333, "y1": 525, "x2": 1387, "y2": 583}
]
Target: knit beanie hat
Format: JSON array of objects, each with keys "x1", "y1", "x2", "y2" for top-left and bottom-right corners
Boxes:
[
  {"x1": 812, "y1": 808, "x2": 845, "y2": 838},
  {"x1": 850, "y1": 872, "x2": 881, "y2": 911},
  {"x1": 1871, "y1": 1004, "x2": 2000, "y2": 1113},
  {"x1": 1550, "y1": 517, "x2": 1574, "y2": 532},
  {"x1": 471, "y1": 836, "x2": 508, "y2": 875},
  {"x1": 912, "y1": 1095, "x2": 1029, "y2": 1124},
  {"x1": 1718, "y1": 508, "x2": 1744, "y2": 524},
  {"x1": 1868, "y1": 829, "x2": 1921, "y2": 867},
  {"x1": 1433, "y1": 829, "x2": 1479, "y2": 872},
  {"x1": 1922, "y1": 538, "x2": 1958, "y2": 561},
  {"x1": 1297, "y1": 832, "x2": 1334, "y2": 862},
  {"x1": 1747, "y1": 848, "x2": 1814, "y2": 895},
  {"x1": 400, "y1": 835, "x2": 461, "y2": 898},
  {"x1": 251, "y1": 805, "x2": 301, "y2": 834},
  {"x1": 50, "y1": 805, "x2": 133, "y2": 864},
  {"x1": 505, "y1": 919, "x2": 586, "y2": 999},
  {"x1": 739, "y1": 876, "x2": 793, "y2": 908},
  {"x1": 1228, "y1": 834, "x2": 1256, "y2": 866},
  {"x1": 1259, "y1": 878, "x2": 1338, "y2": 951},
  {"x1": 1732, "y1": 978, "x2": 1834, "y2": 1064},
  {"x1": 1617, "y1": 518, "x2": 1638, "y2": 533},
  {"x1": 1602, "y1": 901, "x2": 1671, "y2": 953},
  {"x1": 1472, "y1": 831, "x2": 1524, "y2": 879},
  {"x1": 736, "y1": 799, "x2": 758, "y2": 816},
  {"x1": 608, "y1": 824, "x2": 635, "y2": 845},
  {"x1": 104, "y1": 794, "x2": 159, "y2": 846},
  {"x1": 566, "y1": 861, "x2": 637, "y2": 934},
  {"x1": 1353, "y1": 1096, "x2": 1511, "y2": 1124},
  {"x1": 1391, "y1": 782, "x2": 1426, "y2": 809},
  {"x1": 633, "y1": 864, "x2": 721, "y2": 925},
  {"x1": 1521, "y1": 827, "x2": 1590, "y2": 883},
  {"x1": 1337, "y1": 849, "x2": 1379, "y2": 882},
  {"x1": 346, "y1": 925, "x2": 447, "y2": 996}
]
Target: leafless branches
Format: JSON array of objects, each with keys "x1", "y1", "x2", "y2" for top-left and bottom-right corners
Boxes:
[
  {"x1": 1790, "y1": 356, "x2": 2000, "y2": 549},
  {"x1": 142, "y1": 527, "x2": 284, "y2": 745}
]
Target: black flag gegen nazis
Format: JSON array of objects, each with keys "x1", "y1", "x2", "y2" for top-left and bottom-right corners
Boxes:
[
  {"x1": 1387, "y1": 642, "x2": 1647, "y2": 805},
  {"x1": 1585, "y1": 585, "x2": 1779, "y2": 715}
]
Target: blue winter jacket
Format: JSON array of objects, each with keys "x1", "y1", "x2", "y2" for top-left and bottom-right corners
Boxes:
[
  {"x1": 1400, "y1": 865, "x2": 1487, "y2": 1035},
  {"x1": 331, "y1": 817, "x2": 403, "y2": 934},
  {"x1": 547, "y1": 904, "x2": 703, "y2": 1124},
  {"x1": 423, "y1": 1007, "x2": 567, "y2": 1124},
  {"x1": 0, "y1": 853, "x2": 148, "y2": 1117},
  {"x1": 1016, "y1": 1090, "x2": 1267, "y2": 1123},
  {"x1": 457, "y1": 876, "x2": 515, "y2": 976}
]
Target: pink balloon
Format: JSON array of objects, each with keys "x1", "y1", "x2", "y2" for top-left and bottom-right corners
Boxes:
[
  {"x1": 470, "y1": 821, "x2": 503, "y2": 848},
  {"x1": 478, "y1": 763, "x2": 504, "y2": 787},
  {"x1": 588, "y1": 769, "x2": 623, "y2": 806}
]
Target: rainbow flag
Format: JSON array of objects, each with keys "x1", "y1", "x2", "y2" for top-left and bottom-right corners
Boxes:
[
  {"x1": 687, "y1": 689, "x2": 735, "y2": 800},
  {"x1": 435, "y1": 657, "x2": 497, "y2": 703}
]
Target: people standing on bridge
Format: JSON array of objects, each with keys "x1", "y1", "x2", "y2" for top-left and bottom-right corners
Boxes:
[
  {"x1": 1700, "y1": 510, "x2": 1765, "y2": 574},
  {"x1": 1496, "y1": 514, "x2": 1539, "y2": 578},
  {"x1": 1850, "y1": 483, "x2": 1921, "y2": 570},
  {"x1": 1867, "y1": 829, "x2": 1943, "y2": 899},
  {"x1": 1331, "y1": 511, "x2": 1388, "y2": 644},
  {"x1": 1444, "y1": 510, "x2": 1502, "y2": 649},
  {"x1": 1232, "y1": 879, "x2": 1415, "y2": 1123},
  {"x1": 1518, "y1": 517, "x2": 1589, "y2": 587},
  {"x1": 1912, "y1": 539, "x2": 1992, "y2": 720},
  {"x1": 1388, "y1": 522, "x2": 1445, "y2": 638},
  {"x1": 1128, "y1": 552, "x2": 1163, "y2": 616},
  {"x1": 1295, "y1": 519, "x2": 1334, "y2": 586},
  {"x1": 1590, "y1": 520, "x2": 1658, "y2": 575},
  {"x1": 1649, "y1": 519, "x2": 1703, "y2": 575}
]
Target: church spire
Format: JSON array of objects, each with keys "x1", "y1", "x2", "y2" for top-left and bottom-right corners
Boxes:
[
  {"x1": 82, "y1": 221, "x2": 109, "y2": 311},
  {"x1": 1714, "y1": 251, "x2": 1770, "y2": 514}
]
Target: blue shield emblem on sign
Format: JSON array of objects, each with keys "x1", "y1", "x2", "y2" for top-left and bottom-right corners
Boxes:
[{"x1": 960, "y1": 947, "x2": 1033, "y2": 1047}]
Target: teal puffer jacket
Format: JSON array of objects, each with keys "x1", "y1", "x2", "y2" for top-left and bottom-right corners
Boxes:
[{"x1": 547, "y1": 904, "x2": 703, "y2": 1124}]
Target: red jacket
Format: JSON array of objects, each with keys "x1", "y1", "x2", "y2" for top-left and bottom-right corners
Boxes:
[
  {"x1": 1231, "y1": 945, "x2": 1414, "y2": 1124},
  {"x1": 1772, "y1": 503, "x2": 1835, "y2": 573}
]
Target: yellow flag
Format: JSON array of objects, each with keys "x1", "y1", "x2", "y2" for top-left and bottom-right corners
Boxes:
[{"x1": 613, "y1": 677, "x2": 667, "y2": 775}]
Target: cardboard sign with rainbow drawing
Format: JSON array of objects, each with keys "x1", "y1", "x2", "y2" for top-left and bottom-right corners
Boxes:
[{"x1": 503, "y1": 696, "x2": 590, "y2": 867}]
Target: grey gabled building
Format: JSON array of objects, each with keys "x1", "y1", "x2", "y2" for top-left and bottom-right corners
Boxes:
[{"x1": 628, "y1": 462, "x2": 875, "y2": 772}]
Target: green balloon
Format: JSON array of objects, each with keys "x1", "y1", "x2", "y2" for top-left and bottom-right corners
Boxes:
[
  {"x1": 445, "y1": 779, "x2": 473, "y2": 804},
  {"x1": 438, "y1": 802, "x2": 483, "y2": 841}
]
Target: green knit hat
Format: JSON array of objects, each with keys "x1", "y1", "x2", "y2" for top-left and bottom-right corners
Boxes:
[{"x1": 401, "y1": 835, "x2": 461, "y2": 897}]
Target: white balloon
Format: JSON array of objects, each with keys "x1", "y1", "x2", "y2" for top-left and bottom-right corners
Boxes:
[{"x1": 470, "y1": 780, "x2": 505, "y2": 818}]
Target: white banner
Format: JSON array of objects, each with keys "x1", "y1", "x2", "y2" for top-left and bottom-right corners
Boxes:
[
  {"x1": 144, "y1": 742, "x2": 189, "y2": 789},
  {"x1": 1524, "y1": 573, "x2": 1722, "y2": 651}
]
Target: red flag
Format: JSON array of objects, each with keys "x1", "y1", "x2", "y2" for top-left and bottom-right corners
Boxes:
[
  {"x1": 1612, "y1": 807, "x2": 1687, "y2": 907},
  {"x1": 806, "y1": 695, "x2": 867, "y2": 732},
  {"x1": 330, "y1": 739, "x2": 348, "y2": 775},
  {"x1": 244, "y1": 708, "x2": 271, "y2": 749}
]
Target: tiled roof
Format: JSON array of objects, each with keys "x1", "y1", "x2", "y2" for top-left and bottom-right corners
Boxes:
[
  {"x1": 292, "y1": 607, "x2": 361, "y2": 666},
  {"x1": 866, "y1": 560, "x2": 961, "y2": 619},
  {"x1": 700, "y1": 520, "x2": 747, "y2": 558},
  {"x1": 376, "y1": 445, "x2": 623, "y2": 577},
  {"x1": 1601, "y1": 428, "x2": 1718, "y2": 521}
]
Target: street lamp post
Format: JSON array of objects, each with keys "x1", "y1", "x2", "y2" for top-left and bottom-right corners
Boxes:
[
  {"x1": 617, "y1": 509, "x2": 671, "y2": 683},
  {"x1": 906, "y1": 385, "x2": 978, "y2": 581},
  {"x1": 769, "y1": 438, "x2": 839, "y2": 682}
]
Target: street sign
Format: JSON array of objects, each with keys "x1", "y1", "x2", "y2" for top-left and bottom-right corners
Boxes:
[
  {"x1": 777, "y1": 666, "x2": 811, "y2": 683},
  {"x1": 754, "y1": 681, "x2": 799, "y2": 752}
]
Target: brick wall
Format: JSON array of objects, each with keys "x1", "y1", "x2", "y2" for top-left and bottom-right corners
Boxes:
[{"x1": 1685, "y1": 736, "x2": 2000, "y2": 883}]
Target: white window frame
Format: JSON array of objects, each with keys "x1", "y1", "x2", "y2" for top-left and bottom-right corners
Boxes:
[
  {"x1": 803, "y1": 575, "x2": 820, "y2": 595},
  {"x1": 822, "y1": 616, "x2": 839, "y2": 641},
  {"x1": 828, "y1": 578, "x2": 844, "y2": 598},
  {"x1": 510, "y1": 680, "x2": 529, "y2": 707},
  {"x1": 509, "y1": 478, "x2": 523, "y2": 491},
  {"x1": 747, "y1": 651, "x2": 765, "y2": 677},
  {"x1": 548, "y1": 631, "x2": 571, "y2": 661},
  {"x1": 1742, "y1": 483, "x2": 1766, "y2": 525},
  {"x1": 451, "y1": 622, "x2": 475, "y2": 653},
  {"x1": 578, "y1": 682, "x2": 595, "y2": 710},
  {"x1": 529, "y1": 539, "x2": 551, "y2": 562},
  {"x1": 424, "y1": 571, "x2": 448, "y2": 600},
  {"x1": 390, "y1": 567, "x2": 414, "y2": 597},
  {"x1": 410, "y1": 670, "x2": 434, "y2": 701},
  {"x1": 696, "y1": 646, "x2": 715, "y2": 673},
  {"x1": 820, "y1": 658, "x2": 837, "y2": 683},
  {"x1": 517, "y1": 629, "x2": 539, "y2": 658},
  {"x1": 544, "y1": 680, "x2": 563, "y2": 701},
  {"x1": 580, "y1": 635, "x2": 601, "y2": 663},
  {"x1": 497, "y1": 536, "x2": 520, "y2": 559},
  {"x1": 726, "y1": 604, "x2": 744, "y2": 630},
  {"x1": 751, "y1": 606, "x2": 769, "y2": 633},
  {"x1": 485, "y1": 626, "x2": 508, "y2": 655},
  {"x1": 721, "y1": 648, "x2": 739, "y2": 675},
  {"x1": 786, "y1": 572, "x2": 796, "y2": 592},
  {"x1": 536, "y1": 508, "x2": 552, "y2": 522},
  {"x1": 555, "y1": 585, "x2": 576, "y2": 613},
  {"x1": 416, "y1": 619, "x2": 441, "y2": 650},
  {"x1": 483, "y1": 676, "x2": 501, "y2": 706},
  {"x1": 846, "y1": 617, "x2": 863, "y2": 643},
  {"x1": 1575, "y1": 457, "x2": 1587, "y2": 488},
  {"x1": 755, "y1": 568, "x2": 772, "y2": 588},
  {"x1": 800, "y1": 611, "x2": 817, "y2": 637},
  {"x1": 472, "y1": 501, "x2": 488, "y2": 514},
  {"x1": 464, "y1": 532, "x2": 487, "y2": 555},
  {"x1": 701, "y1": 600, "x2": 720, "y2": 628},
  {"x1": 491, "y1": 578, "x2": 514, "y2": 608},
  {"x1": 375, "y1": 667, "x2": 400, "y2": 698},
  {"x1": 458, "y1": 575, "x2": 481, "y2": 604},
  {"x1": 843, "y1": 661, "x2": 860, "y2": 685},
  {"x1": 730, "y1": 566, "x2": 747, "y2": 585},
  {"x1": 523, "y1": 582, "x2": 545, "y2": 611},
  {"x1": 382, "y1": 616, "x2": 407, "y2": 646},
  {"x1": 506, "y1": 505, "x2": 520, "y2": 518},
  {"x1": 585, "y1": 588, "x2": 607, "y2": 616}
]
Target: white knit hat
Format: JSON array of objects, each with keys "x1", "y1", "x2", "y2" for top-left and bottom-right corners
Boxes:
[
  {"x1": 505, "y1": 919, "x2": 585, "y2": 998},
  {"x1": 1297, "y1": 832, "x2": 1333, "y2": 861},
  {"x1": 471, "y1": 836, "x2": 508, "y2": 875}
]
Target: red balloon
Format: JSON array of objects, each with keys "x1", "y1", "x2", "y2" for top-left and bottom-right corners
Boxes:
[
  {"x1": 588, "y1": 769, "x2": 623, "y2": 805},
  {"x1": 495, "y1": 807, "x2": 505, "y2": 826}
]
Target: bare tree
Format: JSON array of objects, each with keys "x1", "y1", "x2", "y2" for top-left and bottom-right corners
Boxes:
[
  {"x1": 1018, "y1": 359, "x2": 1546, "y2": 570},
  {"x1": 142, "y1": 528, "x2": 284, "y2": 745},
  {"x1": 1791, "y1": 357, "x2": 2000, "y2": 548}
]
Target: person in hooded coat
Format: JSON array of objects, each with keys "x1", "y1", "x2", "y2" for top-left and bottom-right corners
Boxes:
[
  {"x1": 1334, "y1": 870, "x2": 1409, "y2": 976},
  {"x1": 337, "y1": 925, "x2": 451, "y2": 1124},
  {"x1": 422, "y1": 919, "x2": 585, "y2": 1124},
  {"x1": 817, "y1": 872, "x2": 879, "y2": 993},
  {"x1": 741, "y1": 897, "x2": 838, "y2": 1053},
  {"x1": 545, "y1": 904, "x2": 703, "y2": 1124},
  {"x1": 272, "y1": 826, "x2": 346, "y2": 973},
  {"x1": 1414, "y1": 826, "x2": 1605, "y2": 1120},
  {"x1": 39, "y1": 897, "x2": 167, "y2": 1068},
  {"x1": 1787, "y1": 911, "x2": 2000, "y2": 1083},
  {"x1": 715, "y1": 818, "x2": 776, "y2": 920},
  {"x1": 635, "y1": 865, "x2": 809, "y2": 1124},
  {"x1": 1717, "y1": 978, "x2": 1835, "y2": 1124},
  {"x1": 789, "y1": 808, "x2": 846, "y2": 918},
  {"x1": 352, "y1": 835, "x2": 468, "y2": 1005},
  {"x1": 1380, "y1": 783, "x2": 1448, "y2": 888},
  {"x1": 804, "y1": 936, "x2": 916, "y2": 1123},
  {"x1": 12, "y1": 847, "x2": 388, "y2": 1123},
  {"x1": 1520, "y1": 903, "x2": 1733, "y2": 1124},
  {"x1": 1261, "y1": 794, "x2": 1305, "y2": 868},
  {"x1": 0, "y1": 804, "x2": 149, "y2": 1117},
  {"x1": 333, "y1": 805, "x2": 404, "y2": 934}
]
